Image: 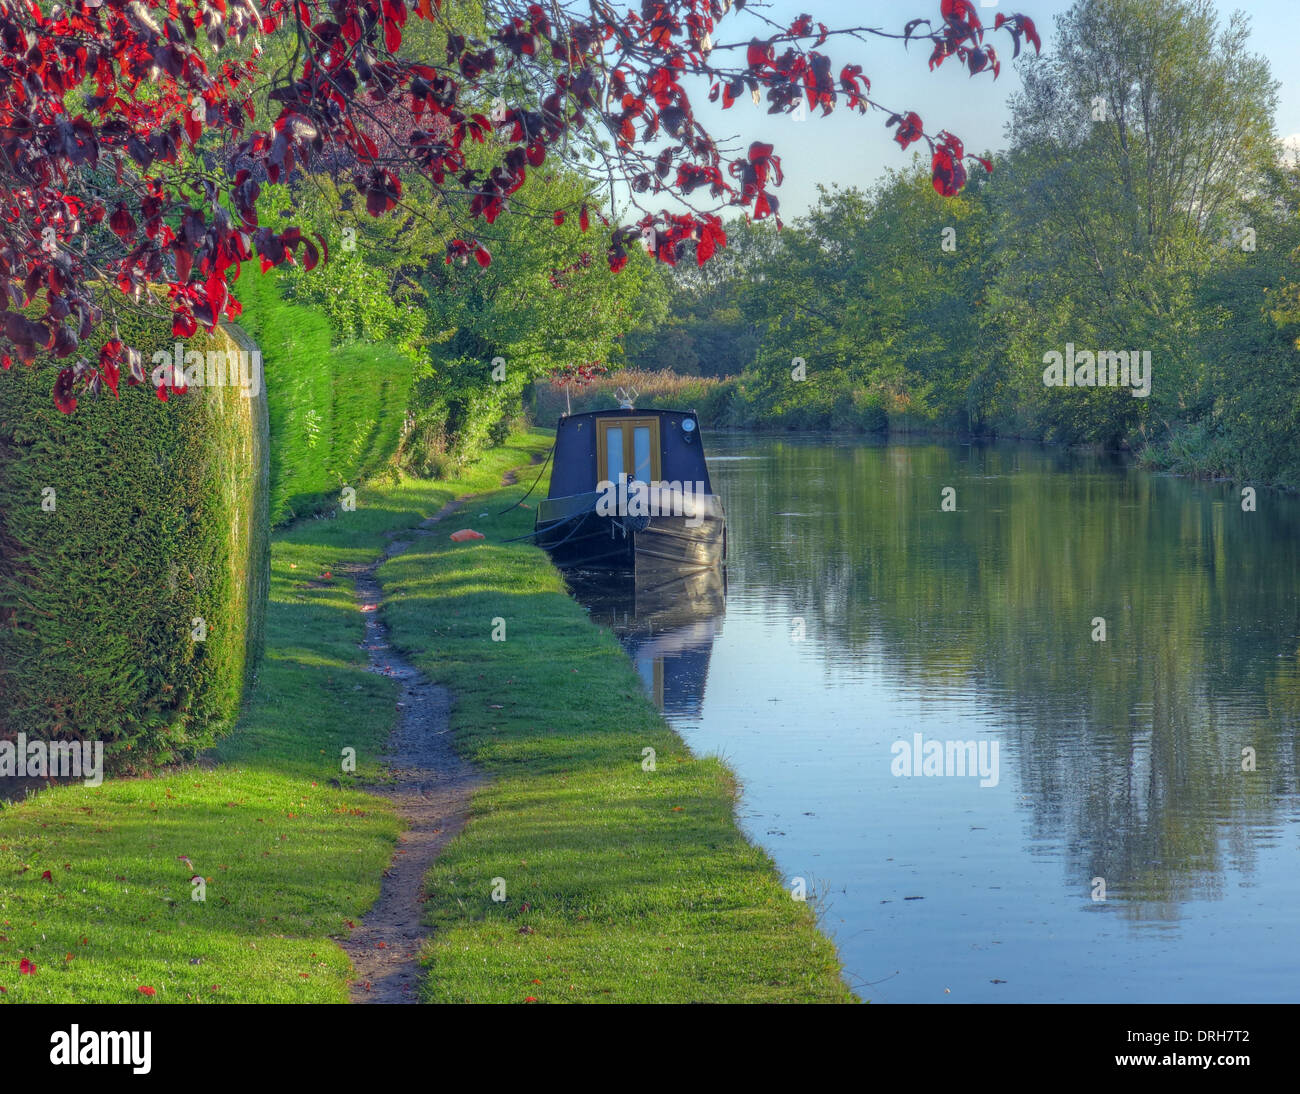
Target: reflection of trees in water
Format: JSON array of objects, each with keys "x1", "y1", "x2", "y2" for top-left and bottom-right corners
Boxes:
[{"x1": 715, "y1": 438, "x2": 1300, "y2": 909}]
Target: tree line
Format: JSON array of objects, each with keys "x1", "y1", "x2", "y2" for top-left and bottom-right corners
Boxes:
[{"x1": 622, "y1": 0, "x2": 1299, "y2": 487}]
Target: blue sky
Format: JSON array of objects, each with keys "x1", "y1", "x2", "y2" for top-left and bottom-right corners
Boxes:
[{"x1": 673, "y1": 0, "x2": 1300, "y2": 219}]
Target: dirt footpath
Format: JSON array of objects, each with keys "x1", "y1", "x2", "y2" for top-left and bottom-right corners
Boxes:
[{"x1": 339, "y1": 498, "x2": 482, "y2": 1003}]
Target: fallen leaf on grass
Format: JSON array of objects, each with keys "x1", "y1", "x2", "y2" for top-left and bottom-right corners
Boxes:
[
  {"x1": 19, "y1": 959, "x2": 35, "y2": 975},
  {"x1": 138, "y1": 985, "x2": 156, "y2": 997},
  {"x1": 40, "y1": 870, "x2": 52, "y2": 881}
]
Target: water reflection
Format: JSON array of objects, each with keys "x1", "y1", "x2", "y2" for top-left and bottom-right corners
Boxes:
[
  {"x1": 567, "y1": 568, "x2": 725, "y2": 719},
  {"x1": 571, "y1": 436, "x2": 1300, "y2": 1002}
]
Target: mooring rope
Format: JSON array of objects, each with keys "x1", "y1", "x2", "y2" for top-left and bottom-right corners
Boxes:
[
  {"x1": 497, "y1": 441, "x2": 556, "y2": 516},
  {"x1": 498, "y1": 505, "x2": 589, "y2": 545}
]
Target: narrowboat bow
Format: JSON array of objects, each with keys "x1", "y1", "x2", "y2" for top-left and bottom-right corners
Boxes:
[{"x1": 534, "y1": 404, "x2": 726, "y2": 574}]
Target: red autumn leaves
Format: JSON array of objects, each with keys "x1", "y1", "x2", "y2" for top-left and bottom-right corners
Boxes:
[
  {"x1": 0, "y1": 1, "x2": 1037, "y2": 413},
  {"x1": 732, "y1": 143, "x2": 783, "y2": 225},
  {"x1": 443, "y1": 240, "x2": 491, "y2": 268},
  {"x1": 919, "y1": 2, "x2": 1039, "y2": 76},
  {"x1": 8, "y1": 956, "x2": 156, "y2": 997}
]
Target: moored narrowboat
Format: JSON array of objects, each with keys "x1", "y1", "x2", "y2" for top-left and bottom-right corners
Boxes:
[{"x1": 535, "y1": 402, "x2": 726, "y2": 574}]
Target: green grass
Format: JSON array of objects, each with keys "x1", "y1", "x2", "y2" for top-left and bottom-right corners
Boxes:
[
  {"x1": 376, "y1": 488, "x2": 855, "y2": 1003},
  {"x1": 0, "y1": 433, "x2": 550, "y2": 1002},
  {"x1": 1, "y1": 427, "x2": 852, "y2": 1002}
]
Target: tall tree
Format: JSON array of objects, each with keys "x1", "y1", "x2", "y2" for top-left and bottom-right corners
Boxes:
[{"x1": 992, "y1": 0, "x2": 1277, "y2": 444}]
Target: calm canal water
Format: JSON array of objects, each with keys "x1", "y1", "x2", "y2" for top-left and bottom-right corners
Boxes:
[{"x1": 580, "y1": 434, "x2": 1300, "y2": 1003}]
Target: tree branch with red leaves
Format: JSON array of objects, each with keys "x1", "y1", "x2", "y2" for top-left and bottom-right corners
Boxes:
[{"x1": 0, "y1": 0, "x2": 1037, "y2": 411}]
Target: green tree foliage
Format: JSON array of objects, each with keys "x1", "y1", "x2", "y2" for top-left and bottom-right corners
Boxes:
[
  {"x1": 409, "y1": 171, "x2": 665, "y2": 472},
  {"x1": 246, "y1": 162, "x2": 663, "y2": 475},
  {"x1": 989, "y1": 0, "x2": 1277, "y2": 445},
  {"x1": 1153, "y1": 165, "x2": 1300, "y2": 484},
  {"x1": 724, "y1": 172, "x2": 993, "y2": 432},
  {"x1": 624, "y1": 221, "x2": 774, "y2": 378},
  {"x1": 666, "y1": 0, "x2": 1296, "y2": 486}
]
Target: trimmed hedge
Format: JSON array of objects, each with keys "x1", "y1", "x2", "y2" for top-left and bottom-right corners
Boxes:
[
  {"x1": 232, "y1": 269, "x2": 414, "y2": 524},
  {"x1": 0, "y1": 306, "x2": 269, "y2": 767}
]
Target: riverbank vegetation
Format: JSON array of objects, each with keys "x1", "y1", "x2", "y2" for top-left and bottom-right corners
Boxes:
[
  {"x1": 0, "y1": 436, "x2": 541, "y2": 1001},
  {"x1": 612, "y1": 0, "x2": 1300, "y2": 488},
  {"x1": 0, "y1": 430, "x2": 853, "y2": 1002}
]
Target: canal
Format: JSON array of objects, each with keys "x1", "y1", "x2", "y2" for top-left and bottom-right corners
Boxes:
[{"x1": 576, "y1": 434, "x2": 1300, "y2": 1002}]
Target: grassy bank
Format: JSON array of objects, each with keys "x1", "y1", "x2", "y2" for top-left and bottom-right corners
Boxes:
[
  {"x1": 2, "y1": 426, "x2": 851, "y2": 1002},
  {"x1": 377, "y1": 482, "x2": 855, "y2": 1002},
  {"x1": 0, "y1": 434, "x2": 549, "y2": 1002}
]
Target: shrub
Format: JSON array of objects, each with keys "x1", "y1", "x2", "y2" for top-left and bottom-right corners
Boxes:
[
  {"x1": 232, "y1": 270, "x2": 414, "y2": 522},
  {"x1": 0, "y1": 307, "x2": 269, "y2": 767}
]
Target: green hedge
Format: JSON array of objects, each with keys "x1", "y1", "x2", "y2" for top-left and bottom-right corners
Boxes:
[
  {"x1": 0, "y1": 306, "x2": 269, "y2": 768},
  {"x1": 232, "y1": 269, "x2": 414, "y2": 524}
]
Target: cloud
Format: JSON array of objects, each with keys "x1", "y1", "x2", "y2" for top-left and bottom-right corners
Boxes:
[{"x1": 1282, "y1": 133, "x2": 1300, "y2": 165}]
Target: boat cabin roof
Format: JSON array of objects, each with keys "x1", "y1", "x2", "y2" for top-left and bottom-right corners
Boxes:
[{"x1": 546, "y1": 407, "x2": 714, "y2": 498}]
